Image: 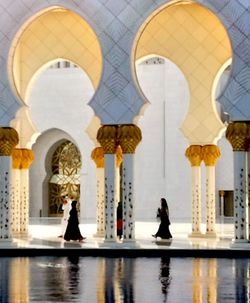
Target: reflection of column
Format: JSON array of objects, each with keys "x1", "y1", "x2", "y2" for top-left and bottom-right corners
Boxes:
[
  {"x1": 192, "y1": 259, "x2": 202, "y2": 303},
  {"x1": 97, "y1": 125, "x2": 118, "y2": 241},
  {"x1": 219, "y1": 190, "x2": 225, "y2": 217},
  {"x1": 12, "y1": 149, "x2": 34, "y2": 235},
  {"x1": 235, "y1": 259, "x2": 249, "y2": 302},
  {"x1": 97, "y1": 258, "x2": 105, "y2": 303},
  {"x1": 202, "y1": 145, "x2": 220, "y2": 237},
  {"x1": 91, "y1": 147, "x2": 105, "y2": 237},
  {"x1": 226, "y1": 122, "x2": 249, "y2": 242},
  {"x1": 118, "y1": 125, "x2": 142, "y2": 242},
  {"x1": 185, "y1": 145, "x2": 203, "y2": 237},
  {"x1": 10, "y1": 258, "x2": 29, "y2": 303},
  {"x1": 207, "y1": 259, "x2": 217, "y2": 303},
  {"x1": 0, "y1": 127, "x2": 19, "y2": 240}
]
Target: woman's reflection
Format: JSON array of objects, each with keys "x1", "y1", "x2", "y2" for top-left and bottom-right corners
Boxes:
[{"x1": 159, "y1": 257, "x2": 171, "y2": 302}]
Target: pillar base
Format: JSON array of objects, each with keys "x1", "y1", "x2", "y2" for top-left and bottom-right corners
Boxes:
[
  {"x1": 93, "y1": 231, "x2": 105, "y2": 238},
  {"x1": 188, "y1": 231, "x2": 204, "y2": 238},
  {"x1": 204, "y1": 231, "x2": 217, "y2": 238},
  {"x1": 231, "y1": 239, "x2": 250, "y2": 248}
]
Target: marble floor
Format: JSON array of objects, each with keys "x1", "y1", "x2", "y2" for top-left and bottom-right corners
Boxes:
[{"x1": 1, "y1": 218, "x2": 249, "y2": 257}]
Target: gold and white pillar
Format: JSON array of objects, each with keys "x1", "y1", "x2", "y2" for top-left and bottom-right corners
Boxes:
[
  {"x1": 186, "y1": 145, "x2": 203, "y2": 237},
  {"x1": 117, "y1": 125, "x2": 141, "y2": 242},
  {"x1": 91, "y1": 147, "x2": 105, "y2": 238},
  {"x1": 97, "y1": 125, "x2": 118, "y2": 242},
  {"x1": 226, "y1": 122, "x2": 249, "y2": 242},
  {"x1": 0, "y1": 127, "x2": 19, "y2": 240},
  {"x1": 202, "y1": 145, "x2": 221, "y2": 237}
]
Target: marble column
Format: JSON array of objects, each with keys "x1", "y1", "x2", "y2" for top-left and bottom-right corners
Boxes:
[
  {"x1": 0, "y1": 127, "x2": 19, "y2": 240},
  {"x1": 226, "y1": 122, "x2": 249, "y2": 242},
  {"x1": 91, "y1": 147, "x2": 105, "y2": 238},
  {"x1": 97, "y1": 125, "x2": 118, "y2": 242},
  {"x1": 202, "y1": 145, "x2": 221, "y2": 237},
  {"x1": 117, "y1": 125, "x2": 142, "y2": 242},
  {"x1": 12, "y1": 149, "x2": 34, "y2": 236},
  {"x1": 219, "y1": 190, "x2": 225, "y2": 217},
  {"x1": 115, "y1": 145, "x2": 123, "y2": 206},
  {"x1": 185, "y1": 145, "x2": 203, "y2": 237}
]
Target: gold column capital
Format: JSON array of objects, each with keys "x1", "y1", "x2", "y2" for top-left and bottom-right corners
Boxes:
[
  {"x1": 0, "y1": 127, "x2": 19, "y2": 156},
  {"x1": 202, "y1": 144, "x2": 221, "y2": 166},
  {"x1": 91, "y1": 147, "x2": 104, "y2": 168},
  {"x1": 20, "y1": 149, "x2": 34, "y2": 169},
  {"x1": 12, "y1": 148, "x2": 34, "y2": 169},
  {"x1": 116, "y1": 145, "x2": 123, "y2": 167},
  {"x1": 185, "y1": 145, "x2": 202, "y2": 166},
  {"x1": 117, "y1": 124, "x2": 142, "y2": 154},
  {"x1": 226, "y1": 122, "x2": 249, "y2": 151},
  {"x1": 97, "y1": 125, "x2": 118, "y2": 154},
  {"x1": 12, "y1": 149, "x2": 22, "y2": 169}
]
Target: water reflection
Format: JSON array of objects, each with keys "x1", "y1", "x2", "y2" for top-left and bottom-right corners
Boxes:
[
  {"x1": 0, "y1": 256, "x2": 250, "y2": 302},
  {"x1": 159, "y1": 257, "x2": 171, "y2": 302}
]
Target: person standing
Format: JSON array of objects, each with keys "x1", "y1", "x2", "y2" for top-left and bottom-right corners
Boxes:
[
  {"x1": 152, "y1": 198, "x2": 172, "y2": 239},
  {"x1": 58, "y1": 195, "x2": 72, "y2": 238},
  {"x1": 64, "y1": 200, "x2": 85, "y2": 242},
  {"x1": 117, "y1": 201, "x2": 123, "y2": 240}
]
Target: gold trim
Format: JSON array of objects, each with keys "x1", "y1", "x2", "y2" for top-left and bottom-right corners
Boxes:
[
  {"x1": 117, "y1": 125, "x2": 142, "y2": 154},
  {"x1": 97, "y1": 125, "x2": 118, "y2": 154},
  {"x1": 202, "y1": 145, "x2": 220, "y2": 166},
  {"x1": 226, "y1": 122, "x2": 249, "y2": 151},
  {"x1": 0, "y1": 127, "x2": 19, "y2": 156},
  {"x1": 91, "y1": 147, "x2": 104, "y2": 168},
  {"x1": 185, "y1": 145, "x2": 202, "y2": 166}
]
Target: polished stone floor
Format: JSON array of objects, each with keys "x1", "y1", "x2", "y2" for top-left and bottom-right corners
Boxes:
[{"x1": 1, "y1": 217, "x2": 249, "y2": 257}]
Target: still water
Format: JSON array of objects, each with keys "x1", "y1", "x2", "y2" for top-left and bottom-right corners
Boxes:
[{"x1": 1, "y1": 256, "x2": 249, "y2": 302}]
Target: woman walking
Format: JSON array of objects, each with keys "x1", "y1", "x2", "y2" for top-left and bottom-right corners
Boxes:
[{"x1": 152, "y1": 198, "x2": 172, "y2": 239}]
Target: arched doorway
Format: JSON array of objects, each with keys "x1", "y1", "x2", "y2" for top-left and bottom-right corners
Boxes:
[{"x1": 48, "y1": 140, "x2": 81, "y2": 217}]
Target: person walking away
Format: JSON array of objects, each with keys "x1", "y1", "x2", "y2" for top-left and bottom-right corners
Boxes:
[
  {"x1": 64, "y1": 200, "x2": 86, "y2": 242},
  {"x1": 152, "y1": 198, "x2": 172, "y2": 239}
]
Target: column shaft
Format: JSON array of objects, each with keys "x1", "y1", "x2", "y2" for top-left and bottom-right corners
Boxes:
[
  {"x1": 0, "y1": 157, "x2": 12, "y2": 239},
  {"x1": 234, "y1": 151, "x2": 248, "y2": 241},
  {"x1": 205, "y1": 166, "x2": 216, "y2": 236},
  {"x1": 122, "y1": 154, "x2": 135, "y2": 241},
  {"x1": 11, "y1": 169, "x2": 21, "y2": 234},
  {"x1": 20, "y1": 169, "x2": 29, "y2": 234},
  {"x1": 96, "y1": 167, "x2": 105, "y2": 237},
  {"x1": 104, "y1": 154, "x2": 117, "y2": 241},
  {"x1": 191, "y1": 166, "x2": 202, "y2": 235}
]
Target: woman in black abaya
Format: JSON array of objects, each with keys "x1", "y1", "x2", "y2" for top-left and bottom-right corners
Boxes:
[
  {"x1": 153, "y1": 198, "x2": 172, "y2": 239},
  {"x1": 64, "y1": 200, "x2": 85, "y2": 242}
]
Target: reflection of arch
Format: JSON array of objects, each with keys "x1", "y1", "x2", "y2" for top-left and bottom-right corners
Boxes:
[
  {"x1": 10, "y1": 6, "x2": 102, "y2": 103},
  {"x1": 134, "y1": 1, "x2": 232, "y2": 144},
  {"x1": 48, "y1": 140, "x2": 81, "y2": 216}
]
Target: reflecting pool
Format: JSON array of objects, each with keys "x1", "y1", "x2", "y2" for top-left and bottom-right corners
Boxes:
[{"x1": 1, "y1": 257, "x2": 249, "y2": 302}]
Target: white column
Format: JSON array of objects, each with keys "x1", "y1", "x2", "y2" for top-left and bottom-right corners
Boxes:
[
  {"x1": 226, "y1": 122, "x2": 249, "y2": 244},
  {"x1": 0, "y1": 156, "x2": 12, "y2": 240},
  {"x1": 118, "y1": 125, "x2": 141, "y2": 243},
  {"x1": 205, "y1": 166, "x2": 216, "y2": 236},
  {"x1": 11, "y1": 169, "x2": 21, "y2": 235},
  {"x1": 186, "y1": 145, "x2": 203, "y2": 237},
  {"x1": 96, "y1": 167, "x2": 105, "y2": 237},
  {"x1": 20, "y1": 169, "x2": 29, "y2": 235},
  {"x1": 191, "y1": 166, "x2": 202, "y2": 236},
  {"x1": 0, "y1": 127, "x2": 19, "y2": 241},
  {"x1": 234, "y1": 151, "x2": 248, "y2": 241},
  {"x1": 202, "y1": 145, "x2": 220, "y2": 238},
  {"x1": 104, "y1": 154, "x2": 117, "y2": 241},
  {"x1": 122, "y1": 154, "x2": 135, "y2": 241}
]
